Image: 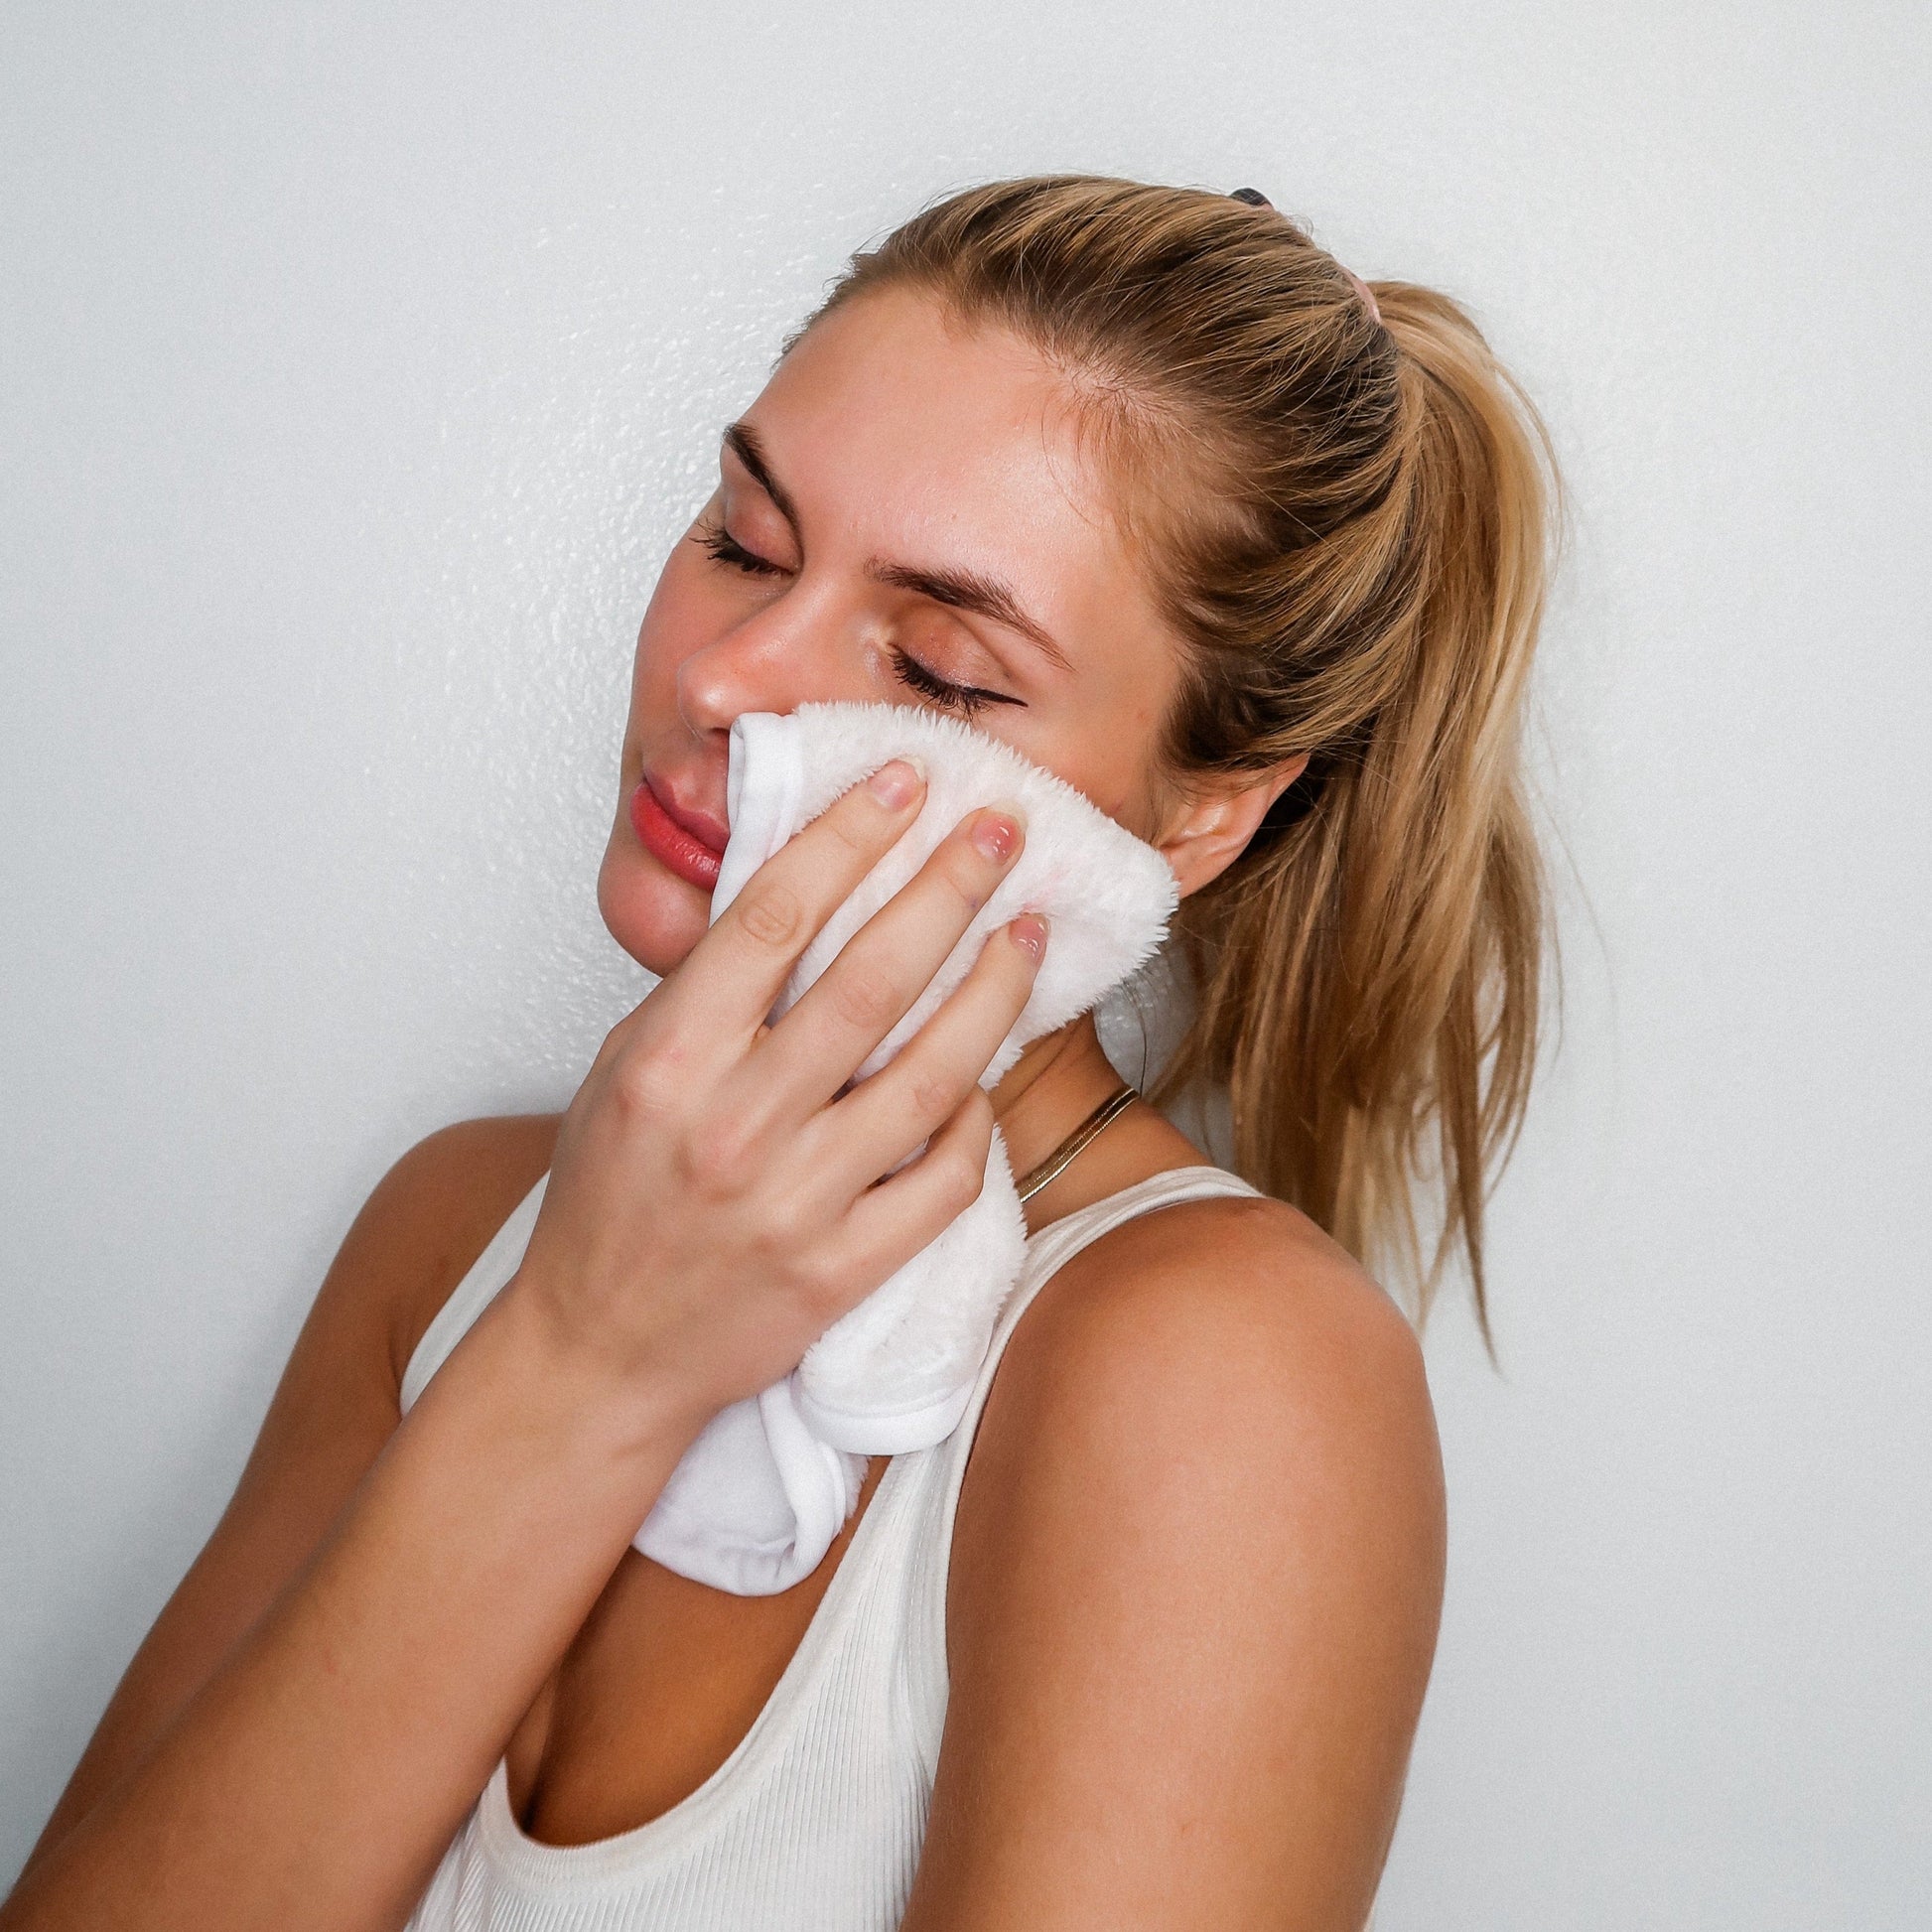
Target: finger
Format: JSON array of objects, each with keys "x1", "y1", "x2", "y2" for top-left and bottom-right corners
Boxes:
[
  {"x1": 738, "y1": 803, "x2": 1028, "y2": 1125},
  {"x1": 830, "y1": 1086, "x2": 1000, "y2": 1296},
  {"x1": 811, "y1": 914, "x2": 1047, "y2": 1195},
  {"x1": 642, "y1": 757, "x2": 927, "y2": 1047}
]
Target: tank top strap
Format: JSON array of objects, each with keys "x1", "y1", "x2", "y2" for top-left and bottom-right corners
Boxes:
[
  {"x1": 1012, "y1": 1162, "x2": 1263, "y2": 1297},
  {"x1": 897, "y1": 1162, "x2": 1265, "y2": 1753},
  {"x1": 960, "y1": 1159, "x2": 1265, "y2": 1465},
  {"x1": 398, "y1": 1173, "x2": 549, "y2": 1413}
]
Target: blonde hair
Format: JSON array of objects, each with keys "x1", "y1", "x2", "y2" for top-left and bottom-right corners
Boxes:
[{"x1": 807, "y1": 176, "x2": 1559, "y2": 1337}]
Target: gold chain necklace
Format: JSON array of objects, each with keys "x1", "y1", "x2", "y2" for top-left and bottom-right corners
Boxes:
[{"x1": 1011, "y1": 1081, "x2": 1138, "y2": 1205}]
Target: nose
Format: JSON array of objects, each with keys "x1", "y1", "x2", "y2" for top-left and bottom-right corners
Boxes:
[{"x1": 675, "y1": 584, "x2": 870, "y2": 739}]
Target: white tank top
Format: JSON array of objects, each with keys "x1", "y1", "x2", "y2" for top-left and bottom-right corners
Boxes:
[{"x1": 402, "y1": 1163, "x2": 1262, "y2": 1932}]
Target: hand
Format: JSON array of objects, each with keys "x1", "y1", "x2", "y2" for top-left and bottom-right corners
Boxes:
[{"x1": 510, "y1": 759, "x2": 1047, "y2": 1435}]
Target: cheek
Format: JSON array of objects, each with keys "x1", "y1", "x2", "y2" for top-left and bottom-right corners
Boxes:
[
  {"x1": 628, "y1": 540, "x2": 728, "y2": 716},
  {"x1": 633, "y1": 548, "x2": 711, "y2": 707},
  {"x1": 597, "y1": 545, "x2": 729, "y2": 975},
  {"x1": 1104, "y1": 669, "x2": 1188, "y2": 844},
  {"x1": 992, "y1": 714, "x2": 1171, "y2": 847},
  {"x1": 1009, "y1": 668, "x2": 1178, "y2": 843}
]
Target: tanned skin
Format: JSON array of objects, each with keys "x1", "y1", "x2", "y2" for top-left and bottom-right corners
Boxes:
[{"x1": 8, "y1": 288, "x2": 1443, "y2": 1932}]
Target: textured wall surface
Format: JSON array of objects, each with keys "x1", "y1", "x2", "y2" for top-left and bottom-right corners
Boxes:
[{"x1": 3, "y1": 2, "x2": 1927, "y2": 1921}]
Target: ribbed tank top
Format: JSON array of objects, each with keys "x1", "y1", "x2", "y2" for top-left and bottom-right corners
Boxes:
[{"x1": 402, "y1": 1163, "x2": 1262, "y2": 1932}]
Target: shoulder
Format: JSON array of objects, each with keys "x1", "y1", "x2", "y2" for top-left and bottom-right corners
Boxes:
[
  {"x1": 327, "y1": 1112, "x2": 562, "y2": 1391},
  {"x1": 951, "y1": 1184, "x2": 1445, "y2": 1653},
  {"x1": 920, "y1": 1190, "x2": 1445, "y2": 1922},
  {"x1": 966, "y1": 1185, "x2": 1440, "y2": 1526}
]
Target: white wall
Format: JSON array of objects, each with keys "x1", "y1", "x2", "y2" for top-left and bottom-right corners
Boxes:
[{"x1": 3, "y1": 2, "x2": 1926, "y2": 1921}]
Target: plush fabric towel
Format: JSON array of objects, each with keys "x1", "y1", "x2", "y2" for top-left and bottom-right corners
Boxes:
[{"x1": 632, "y1": 702, "x2": 1178, "y2": 1594}]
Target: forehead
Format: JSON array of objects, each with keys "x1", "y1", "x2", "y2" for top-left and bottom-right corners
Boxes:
[{"x1": 740, "y1": 287, "x2": 1157, "y2": 626}]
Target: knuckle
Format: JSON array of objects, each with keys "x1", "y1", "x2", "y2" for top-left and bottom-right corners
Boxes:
[
  {"x1": 907, "y1": 1067, "x2": 962, "y2": 1127},
  {"x1": 734, "y1": 883, "x2": 806, "y2": 952},
  {"x1": 794, "y1": 1250, "x2": 849, "y2": 1320},
  {"x1": 932, "y1": 847, "x2": 989, "y2": 916},
  {"x1": 680, "y1": 1112, "x2": 759, "y2": 1194},
  {"x1": 822, "y1": 800, "x2": 879, "y2": 857},
  {"x1": 829, "y1": 963, "x2": 901, "y2": 1034},
  {"x1": 939, "y1": 1143, "x2": 988, "y2": 1211},
  {"x1": 779, "y1": 1233, "x2": 852, "y2": 1322},
  {"x1": 753, "y1": 1197, "x2": 807, "y2": 1259},
  {"x1": 611, "y1": 1045, "x2": 686, "y2": 1126}
]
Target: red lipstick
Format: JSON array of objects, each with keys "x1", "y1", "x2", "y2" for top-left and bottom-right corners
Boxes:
[{"x1": 629, "y1": 775, "x2": 725, "y2": 891}]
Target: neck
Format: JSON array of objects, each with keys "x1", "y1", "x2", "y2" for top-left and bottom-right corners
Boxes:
[{"x1": 988, "y1": 1015, "x2": 1129, "y2": 1181}]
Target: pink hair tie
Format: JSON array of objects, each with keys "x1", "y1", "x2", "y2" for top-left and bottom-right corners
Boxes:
[
  {"x1": 1343, "y1": 267, "x2": 1384, "y2": 328},
  {"x1": 1228, "y1": 188, "x2": 1384, "y2": 330}
]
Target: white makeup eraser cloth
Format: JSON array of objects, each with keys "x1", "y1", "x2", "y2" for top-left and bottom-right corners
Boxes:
[{"x1": 631, "y1": 702, "x2": 1177, "y2": 1594}]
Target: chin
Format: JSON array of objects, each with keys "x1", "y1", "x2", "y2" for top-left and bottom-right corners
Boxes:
[{"x1": 596, "y1": 822, "x2": 711, "y2": 978}]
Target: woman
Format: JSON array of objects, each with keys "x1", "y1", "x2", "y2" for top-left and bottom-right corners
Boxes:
[{"x1": 7, "y1": 175, "x2": 1555, "y2": 1930}]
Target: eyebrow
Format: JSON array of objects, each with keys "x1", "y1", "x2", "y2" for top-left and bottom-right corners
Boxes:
[
  {"x1": 720, "y1": 419, "x2": 1072, "y2": 678},
  {"x1": 868, "y1": 560, "x2": 1071, "y2": 673},
  {"x1": 723, "y1": 422, "x2": 800, "y2": 531}
]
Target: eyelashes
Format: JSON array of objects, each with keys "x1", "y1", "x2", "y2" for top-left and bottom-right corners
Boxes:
[
  {"x1": 692, "y1": 518, "x2": 1024, "y2": 721},
  {"x1": 883, "y1": 644, "x2": 1021, "y2": 721},
  {"x1": 696, "y1": 521, "x2": 785, "y2": 579}
]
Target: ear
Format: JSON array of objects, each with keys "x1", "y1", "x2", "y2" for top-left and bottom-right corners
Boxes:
[{"x1": 1154, "y1": 753, "x2": 1311, "y2": 898}]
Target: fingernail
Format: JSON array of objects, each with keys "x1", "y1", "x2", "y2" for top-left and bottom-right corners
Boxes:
[
  {"x1": 971, "y1": 804, "x2": 1025, "y2": 864},
  {"x1": 1010, "y1": 913, "x2": 1049, "y2": 962},
  {"x1": 867, "y1": 757, "x2": 924, "y2": 808}
]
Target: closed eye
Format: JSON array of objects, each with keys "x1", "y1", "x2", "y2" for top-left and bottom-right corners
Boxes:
[
  {"x1": 695, "y1": 520, "x2": 787, "y2": 579},
  {"x1": 696, "y1": 516, "x2": 1022, "y2": 720},
  {"x1": 888, "y1": 645, "x2": 1024, "y2": 720}
]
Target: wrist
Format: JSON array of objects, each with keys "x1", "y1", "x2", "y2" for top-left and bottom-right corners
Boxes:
[{"x1": 489, "y1": 1264, "x2": 716, "y2": 1468}]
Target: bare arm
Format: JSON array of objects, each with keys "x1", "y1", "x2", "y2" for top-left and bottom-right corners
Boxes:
[
  {"x1": 16, "y1": 1115, "x2": 558, "y2": 1887},
  {"x1": 5, "y1": 1155, "x2": 712, "y2": 1931},
  {"x1": 3, "y1": 766, "x2": 1045, "y2": 1932},
  {"x1": 903, "y1": 1196, "x2": 1447, "y2": 1932}
]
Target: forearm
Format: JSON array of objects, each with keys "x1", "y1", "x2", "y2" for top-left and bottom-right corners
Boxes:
[{"x1": 3, "y1": 1279, "x2": 702, "y2": 1932}]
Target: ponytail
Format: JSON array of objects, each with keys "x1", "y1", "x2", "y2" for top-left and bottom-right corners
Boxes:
[{"x1": 1163, "y1": 283, "x2": 1556, "y2": 1337}]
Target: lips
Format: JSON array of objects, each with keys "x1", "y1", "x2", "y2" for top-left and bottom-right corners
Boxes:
[
  {"x1": 629, "y1": 772, "x2": 727, "y2": 892},
  {"x1": 651, "y1": 771, "x2": 731, "y2": 853}
]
